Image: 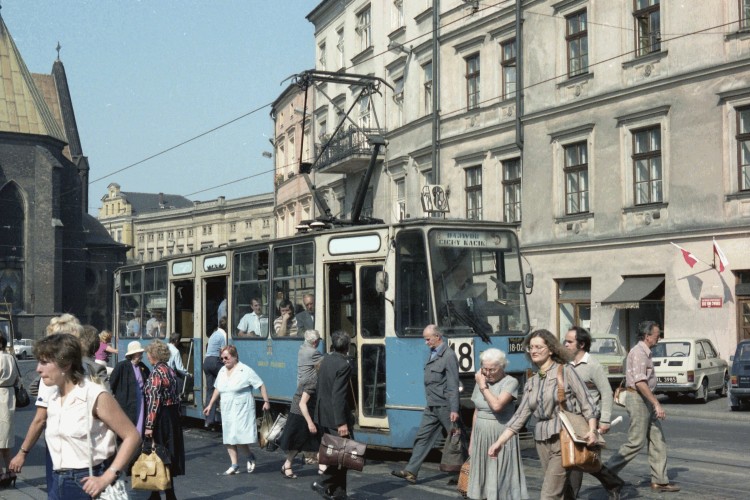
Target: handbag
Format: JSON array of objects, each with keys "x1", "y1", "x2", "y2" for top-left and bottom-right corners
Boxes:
[
  {"x1": 11, "y1": 357, "x2": 30, "y2": 408},
  {"x1": 131, "y1": 442, "x2": 172, "y2": 491},
  {"x1": 85, "y1": 393, "x2": 130, "y2": 500},
  {"x1": 456, "y1": 459, "x2": 470, "y2": 498},
  {"x1": 318, "y1": 433, "x2": 366, "y2": 472},
  {"x1": 556, "y1": 367, "x2": 602, "y2": 473},
  {"x1": 265, "y1": 413, "x2": 287, "y2": 451},
  {"x1": 613, "y1": 381, "x2": 627, "y2": 407},
  {"x1": 439, "y1": 422, "x2": 467, "y2": 472}
]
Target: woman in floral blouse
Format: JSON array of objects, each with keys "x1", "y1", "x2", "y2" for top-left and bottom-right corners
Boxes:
[{"x1": 144, "y1": 341, "x2": 185, "y2": 500}]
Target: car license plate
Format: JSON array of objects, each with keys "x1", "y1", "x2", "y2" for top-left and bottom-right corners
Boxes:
[{"x1": 658, "y1": 376, "x2": 677, "y2": 383}]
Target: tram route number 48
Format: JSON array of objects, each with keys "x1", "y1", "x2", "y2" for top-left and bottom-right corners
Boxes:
[{"x1": 448, "y1": 338, "x2": 474, "y2": 373}]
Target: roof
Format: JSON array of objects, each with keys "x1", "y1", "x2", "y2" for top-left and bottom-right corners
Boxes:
[
  {"x1": 121, "y1": 191, "x2": 194, "y2": 214},
  {"x1": 0, "y1": 16, "x2": 66, "y2": 142},
  {"x1": 82, "y1": 213, "x2": 128, "y2": 249}
]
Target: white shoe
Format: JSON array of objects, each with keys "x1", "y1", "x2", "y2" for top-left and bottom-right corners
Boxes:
[
  {"x1": 221, "y1": 466, "x2": 240, "y2": 475},
  {"x1": 247, "y1": 460, "x2": 256, "y2": 473}
]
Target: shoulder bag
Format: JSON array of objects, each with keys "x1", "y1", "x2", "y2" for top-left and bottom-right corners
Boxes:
[
  {"x1": 613, "y1": 380, "x2": 627, "y2": 407},
  {"x1": 85, "y1": 390, "x2": 130, "y2": 500},
  {"x1": 265, "y1": 413, "x2": 287, "y2": 451},
  {"x1": 556, "y1": 366, "x2": 602, "y2": 473},
  {"x1": 439, "y1": 421, "x2": 467, "y2": 472},
  {"x1": 318, "y1": 433, "x2": 366, "y2": 472},
  {"x1": 11, "y1": 357, "x2": 30, "y2": 408},
  {"x1": 131, "y1": 441, "x2": 172, "y2": 491}
]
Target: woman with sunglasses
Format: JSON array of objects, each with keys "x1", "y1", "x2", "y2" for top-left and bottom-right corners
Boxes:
[
  {"x1": 203, "y1": 345, "x2": 270, "y2": 475},
  {"x1": 488, "y1": 330, "x2": 606, "y2": 500}
]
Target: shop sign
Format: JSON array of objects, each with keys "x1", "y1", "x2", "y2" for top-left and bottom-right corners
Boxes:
[{"x1": 700, "y1": 297, "x2": 723, "y2": 308}]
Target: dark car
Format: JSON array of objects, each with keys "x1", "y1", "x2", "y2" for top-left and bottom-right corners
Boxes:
[{"x1": 729, "y1": 340, "x2": 750, "y2": 411}]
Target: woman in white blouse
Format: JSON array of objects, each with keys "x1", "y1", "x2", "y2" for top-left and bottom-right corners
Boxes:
[{"x1": 34, "y1": 333, "x2": 140, "y2": 500}]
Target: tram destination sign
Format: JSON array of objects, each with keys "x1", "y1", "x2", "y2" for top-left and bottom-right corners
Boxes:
[{"x1": 434, "y1": 230, "x2": 510, "y2": 249}]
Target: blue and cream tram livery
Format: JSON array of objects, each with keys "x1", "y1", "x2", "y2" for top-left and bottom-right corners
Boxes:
[{"x1": 112, "y1": 218, "x2": 531, "y2": 449}]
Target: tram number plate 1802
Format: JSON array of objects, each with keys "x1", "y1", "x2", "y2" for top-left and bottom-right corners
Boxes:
[
  {"x1": 507, "y1": 337, "x2": 526, "y2": 354},
  {"x1": 448, "y1": 338, "x2": 475, "y2": 373}
]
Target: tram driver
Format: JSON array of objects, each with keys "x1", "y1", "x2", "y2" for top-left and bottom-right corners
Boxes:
[
  {"x1": 236, "y1": 298, "x2": 268, "y2": 337},
  {"x1": 274, "y1": 299, "x2": 298, "y2": 337}
]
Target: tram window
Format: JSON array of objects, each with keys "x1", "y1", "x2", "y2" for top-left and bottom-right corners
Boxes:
[
  {"x1": 233, "y1": 250, "x2": 270, "y2": 339},
  {"x1": 395, "y1": 231, "x2": 432, "y2": 336},
  {"x1": 119, "y1": 270, "x2": 143, "y2": 338},
  {"x1": 143, "y1": 265, "x2": 168, "y2": 339},
  {"x1": 272, "y1": 242, "x2": 314, "y2": 338},
  {"x1": 360, "y1": 266, "x2": 384, "y2": 338}
]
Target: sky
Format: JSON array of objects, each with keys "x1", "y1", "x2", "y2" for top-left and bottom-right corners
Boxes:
[{"x1": 2, "y1": 0, "x2": 316, "y2": 214}]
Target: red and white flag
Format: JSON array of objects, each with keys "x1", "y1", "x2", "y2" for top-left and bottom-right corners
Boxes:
[
  {"x1": 713, "y1": 238, "x2": 729, "y2": 272},
  {"x1": 671, "y1": 242, "x2": 699, "y2": 268}
]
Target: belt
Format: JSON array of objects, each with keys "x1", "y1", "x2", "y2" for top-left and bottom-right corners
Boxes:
[{"x1": 54, "y1": 460, "x2": 109, "y2": 474}]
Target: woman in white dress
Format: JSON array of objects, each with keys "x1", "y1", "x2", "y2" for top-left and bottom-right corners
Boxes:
[
  {"x1": 0, "y1": 336, "x2": 19, "y2": 488},
  {"x1": 203, "y1": 345, "x2": 270, "y2": 475}
]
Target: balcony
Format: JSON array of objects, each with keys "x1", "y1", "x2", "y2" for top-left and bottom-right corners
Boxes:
[{"x1": 314, "y1": 126, "x2": 385, "y2": 174}]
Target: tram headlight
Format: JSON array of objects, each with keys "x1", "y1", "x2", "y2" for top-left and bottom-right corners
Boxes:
[{"x1": 458, "y1": 380, "x2": 464, "y2": 394}]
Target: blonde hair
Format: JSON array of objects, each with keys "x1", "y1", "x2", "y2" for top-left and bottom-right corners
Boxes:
[
  {"x1": 99, "y1": 330, "x2": 113, "y2": 343},
  {"x1": 145, "y1": 340, "x2": 171, "y2": 363},
  {"x1": 46, "y1": 314, "x2": 84, "y2": 337}
]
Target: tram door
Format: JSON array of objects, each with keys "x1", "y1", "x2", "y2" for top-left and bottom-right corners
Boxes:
[
  {"x1": 172, "y1": 279, "x2": 195, "y2": 405},
  {"x1": 326, "y1": 262, "x2": 387, "y2": 429},
  {"x1": 201, "y1": 276, "x2": 227, "y2": 410}
]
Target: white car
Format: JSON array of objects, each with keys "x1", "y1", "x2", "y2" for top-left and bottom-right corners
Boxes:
[
  {"x1": 653, "y1": 338, "x2": 728, "y2": 404},
  {"x1": 589, "y1": 335, "x2": 626, "y2": 386},
  {"x1": 13, "y1": 339, "x2": 34, "y2": 360}
]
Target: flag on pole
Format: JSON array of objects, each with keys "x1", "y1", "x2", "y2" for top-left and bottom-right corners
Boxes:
[
  {"x1": 671, "y1": 242, "x2": 699, "y2": 268},
  {"x1": 713, "y1": 238, "x2": 729, "y2": 272}
]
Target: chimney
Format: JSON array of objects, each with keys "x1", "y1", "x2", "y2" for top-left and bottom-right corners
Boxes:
[{"x1": 158, "y1": 192, "x2": 165, "y2": 208}]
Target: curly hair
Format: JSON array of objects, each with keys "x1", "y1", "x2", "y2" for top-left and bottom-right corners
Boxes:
[
  {"x1": 523, "y1": 329, "x2": 571, "y2": 365},
  {"x1": 46, "y1": 314, "x2": 84, "y2": 337},
  {"x1": 33, "y1": 333, "x2": 85, "y2": 384},
  {"x1": 144, "y1": 340, "x2": 171, "y2": 363},
  {"x1": 99, "y1": 330, "x2": 113, "y2": 343}
]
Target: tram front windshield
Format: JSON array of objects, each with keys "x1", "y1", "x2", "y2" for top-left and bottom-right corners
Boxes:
[{"x1": 429, "y1": 229, "x2": 527, "y2": 338}]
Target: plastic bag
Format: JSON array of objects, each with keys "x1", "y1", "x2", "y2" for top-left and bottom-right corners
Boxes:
[{"x1": 258, "y1": 410, "x2": 274, "y2": 448}]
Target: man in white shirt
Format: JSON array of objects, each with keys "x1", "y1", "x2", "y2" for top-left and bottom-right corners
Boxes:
[
  {"x1": 237, "y1": 298, "x2": 267, "y2": 337},
  {"x1": 145, "y1": 310, "x2": 164, "y2": 338}
]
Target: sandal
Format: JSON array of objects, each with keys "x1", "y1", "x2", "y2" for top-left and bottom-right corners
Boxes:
[
  {"x1": 318, "y1": 465, "x2": 327, "y2": 475},
  {"x1": 281, "y1": 465, "x2": 298, "y2": 479},
  {"x1": 221, "y1": 465, "x2": 240, "y2": 475}
]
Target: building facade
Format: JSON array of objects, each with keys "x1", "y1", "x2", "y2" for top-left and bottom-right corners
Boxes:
[
  {"x1": 98, "y1": 189, "x2": 275, "y2": 263},
  {"x1": 292, "y1": 0, "x2": 750, "y2": 358},
  {"x1": 0, "y1": 15, "x2": 126, "y2": 336}
]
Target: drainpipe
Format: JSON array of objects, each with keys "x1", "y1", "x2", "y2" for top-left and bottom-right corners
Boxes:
[
  {"x1": 432, "y1": 0, "x2": 441, "y2": 184},
  {"x1": 515, "y1": 0, "x2": 524, "y2": 151}
]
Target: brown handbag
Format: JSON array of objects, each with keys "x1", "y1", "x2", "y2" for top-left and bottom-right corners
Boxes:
[
  {"x1": 456, "y1": 459, "x2": 470, "y2": 498},
  {"x1": 556, "y1": 367, "x2": 602, "y2": 473},
  {"x1": 613, "y1": 381, "x2": 627, "y2": 407},
  {"x1": 319, "y1": 433, "x2": 366, "y2": 471}
]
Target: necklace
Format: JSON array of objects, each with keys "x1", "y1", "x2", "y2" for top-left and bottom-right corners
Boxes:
[{"x1": 538, "y1": 361, "x2": 555, "y2": 379}]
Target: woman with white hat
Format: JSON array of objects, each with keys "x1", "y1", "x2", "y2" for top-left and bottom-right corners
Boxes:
[{"x1": 109, "y1": 341, "x2": 151, "y2": 435}]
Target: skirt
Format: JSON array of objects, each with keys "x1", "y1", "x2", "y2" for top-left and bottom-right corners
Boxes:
[
  {"x1": 278, "y1": 412, "x2": 320, "y2": 453},
  {"x1": 152, "y1": 404, "x2": 186, "y2": 477}
]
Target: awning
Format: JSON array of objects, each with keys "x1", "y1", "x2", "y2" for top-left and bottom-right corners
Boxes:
[{"x1": 601, "y1": 276, "x2": 664, "y2": 309}]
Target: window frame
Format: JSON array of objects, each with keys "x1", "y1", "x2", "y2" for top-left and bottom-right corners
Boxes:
[
  {"x1": 566, "y1": 10, "x2": 588, "y2": 77},
  {"x1": 465, "y1": 53, "x2": 480, "y2": 111},
  {"x1": 634, "y1": 0, "x2": 661, "y2": 57},
  {"x1": 423, "y1": 61, "x2": 433, "y2": 116},
  {"x1": 502, "y1": 158, "x2": 522, "y2": 223},
  {"x1": 737, "y1": 106, "x2": 750, "y2": 191},
  {"x1": 564, "y1": 141, "x2": 589, "y2": 215},
  {"x1": 465, "y1": 166, "x2": 483, "y2": 220},
  {"x1": 632, "y1": 126, "x2": 663, "y2": 205},
  {"x1": 356, "y1": 6, "x2": 372, "y2": 54},
  {"x1": 742, "y1": 0, "x2": 750, "y2": 29},
  {"x1": 501, "y1": 39, "x2": 516, "y2": 100}
]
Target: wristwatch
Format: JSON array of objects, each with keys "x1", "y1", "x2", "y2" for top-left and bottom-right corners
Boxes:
[{"x1": 109, "y1": 468, "x2": 122, "y2": 482}]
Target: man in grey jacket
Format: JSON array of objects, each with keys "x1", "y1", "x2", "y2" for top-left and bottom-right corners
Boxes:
[{"x1": 392, "y1": 324, "x2": 459, "y2": 484}]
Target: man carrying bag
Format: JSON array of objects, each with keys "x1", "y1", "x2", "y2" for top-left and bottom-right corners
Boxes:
[{"x1": 311, "y1": 331, "x2": 354, "y2": 500}]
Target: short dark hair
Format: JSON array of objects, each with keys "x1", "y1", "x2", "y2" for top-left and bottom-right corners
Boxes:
[
  {"x1": 169, "y1": 332, "x2": 181, "y2": 345},
  {"x1": 0, "y1": 336, "x2": 7, "y2": 350},
  {"x1": 218, "y1": 316, "x2": 228, "y2": 331},
  {"x1": 33, "y1": 333, "x2": 85, "y2": 384},
  {"x1": 331, "y1": 330, "x2": 350, "y2": 354},
  {"x1": 637, "y1": 321, "x2": 659, "y2": 340},
  {"x1": 568, "y1": 326, "x2": 592, "y2": 353},
  {"x1": 279, "y1": 299, "x2": 293, "y2": 311}
]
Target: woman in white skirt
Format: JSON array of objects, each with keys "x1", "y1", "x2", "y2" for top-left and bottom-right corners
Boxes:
[{"x1": 203, "y1": 345, "x2": 270, "y2": 475}]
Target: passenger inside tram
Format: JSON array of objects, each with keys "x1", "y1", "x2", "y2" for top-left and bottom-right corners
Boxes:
[{"x1": 236, "y1": 298, "x2": 268, "y2": 337}]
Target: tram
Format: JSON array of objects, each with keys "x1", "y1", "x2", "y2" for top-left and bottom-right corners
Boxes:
[{"x1": 112, "y1": 218, "x2": 531, "y2": 449}]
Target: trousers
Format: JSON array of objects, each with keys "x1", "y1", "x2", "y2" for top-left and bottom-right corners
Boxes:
[
  {"x1": 605, "y1": 390, "x2": 668, "y2": 484},
  {"x1": 405, "y1": 405, "x2": 452, "y2": 476}
]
